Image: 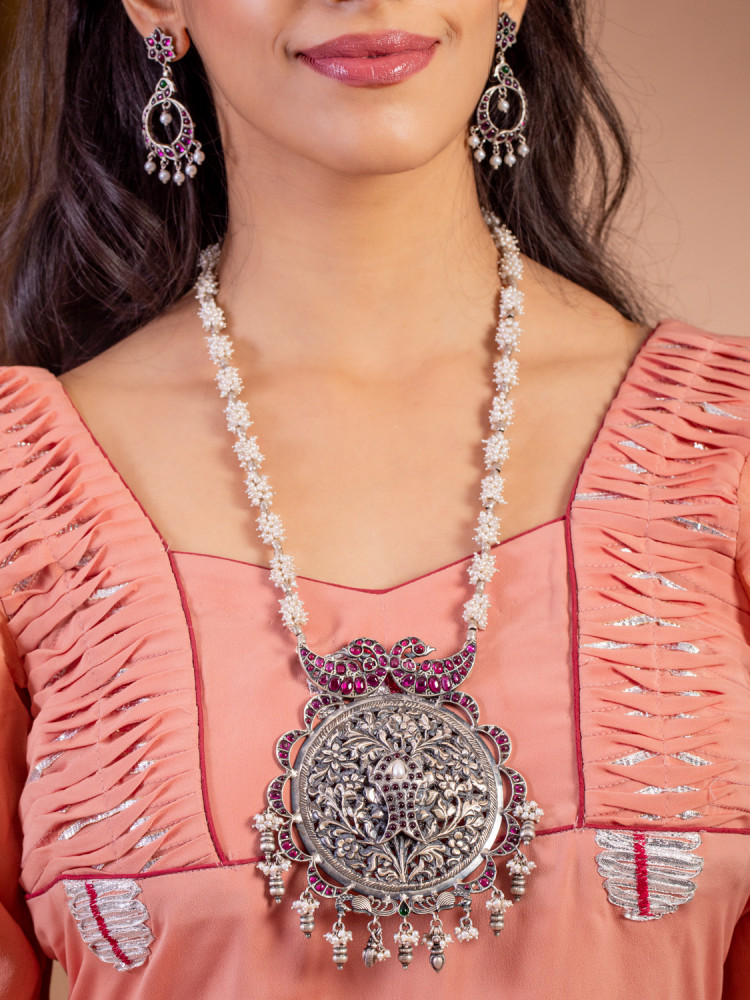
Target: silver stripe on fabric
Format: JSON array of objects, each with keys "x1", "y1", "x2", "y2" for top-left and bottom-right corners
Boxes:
[
  {"x1": 608, "y1": 614, "x2": 679, "y2": 628},
  {"x1": 627, "y1": 711, "x2": 696, "y2": 720},
  {"x1": 637, "y1": 785, "x2": 698, "y2": 795},
  {"x1": 623, "y1": 462, "x2": 648, "y2": 475},
  {"x1": 58, "y1": 798, "x2": 138, "y2": 841},
  {"x1": 612, "y1": 750, "x2": 656, "y2": 767},
  {"x1": 574, "y1": 492, "x2": 625, "y2": 502},
  {"x1": 595, "y1": 830, "x2": 703, "y2": 921},
  {"x1": 672, "y1": 752, "x2": 712, "y2": 767},
  {"x1": 134, "y1": 830, "x2": 167, "y2": 850},
  {"x1": 666, "y1": 642, "x2": 700, "y2": 655},
  {"x1": 698, "y1": 401, "x2": 739, "y2": 419},
  {"x1": 671, "y1": 517, "x2": 729, "y2": 538},
  {"x1": 55, "y1": 726, "x2": 84, "y2": 742},
  {"x1": 89, "y1": 583, "x2": 128, "y2": 601},
  {"x1": 130, "y1": 759, "x2": 156, "y2": 774},
  {"x1": 618, "y1": 439, "x2": 647, "y2": 451},
  {"x1": 27, "y1": 752, "x2": 62, "y2": 783},
  {"x1": 630, "y1": 571, "x2": 685, "y2": 591},
  {"x1": 581, "y1": 641, "x2": 635, "y2": 650},
  {"x1": 64, "y1": 878, "x2": 153, "y2": 971}
]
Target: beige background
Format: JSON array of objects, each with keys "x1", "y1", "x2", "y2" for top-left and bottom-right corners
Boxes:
[
  {"x1": 0, "y1": 1, "x2": 745, "y2": 997},
  {"x1": 599, "y1": 0, "x2": 749, "y2": 336}
]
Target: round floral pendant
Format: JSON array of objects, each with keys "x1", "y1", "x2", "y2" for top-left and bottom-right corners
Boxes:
[{"x1": 255, "y1": 636, "x2": 542, "y2": 972}]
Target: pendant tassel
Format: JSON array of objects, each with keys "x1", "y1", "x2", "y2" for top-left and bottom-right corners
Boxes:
[
  {"x1": 291, "y1": 890, "x2": 319, "y2": 937},
  {"x1": 454, "y1": 900, "x2": 480, "y2": 943},
  {"x1": 514, "y1": 800, "x2": 544, "y2": 845},
  {"x1": 423, "y1": 915, "x2": 452, "y2": 973},
  {"x1": 325, "y1": 914, "x2": 353, "y2": 970},
  {"x1": 394, "y1": 920, "x2": 421, "y2": 969},
  {"x1": 254, "y1": 811, "x2": 290, "y2": 903},
  {"x1": 507, "y1": 851, "x2": 537, "y2": 899},
  {"x1": 362, "y1": 916, "x2": 391, "y2": 967},
  {"x1": 486, "y1": 888, "x2": 513, "y2": 936}
]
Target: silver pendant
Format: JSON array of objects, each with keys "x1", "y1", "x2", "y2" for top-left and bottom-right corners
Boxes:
[{"x1": 256, "y1": 636, "x2": 542, "y2": 972}]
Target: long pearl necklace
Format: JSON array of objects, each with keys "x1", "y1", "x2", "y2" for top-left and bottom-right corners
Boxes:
[{"x1": 195, "y1": 214, "x2": 542, "y2": 973}]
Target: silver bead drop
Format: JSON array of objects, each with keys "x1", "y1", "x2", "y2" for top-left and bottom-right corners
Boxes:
[
  {"x1": 268, "y1": 868, "x2": 285, "y2": 903},
  {"x1": 520, "y1": 819, "x2": 537, "y2": 844},
  {"x1": 511, "y1": 872, "x2": 526, "y2": 898},
  {"x1": 259, "y1": 830, "x2": 275, "y2": 855},
  {"x1": 430, "y1": 952, "x2": 445, "y2": 972},
  {"x1": 397, "y1": 942, "x2": 414, "y2": 969}
]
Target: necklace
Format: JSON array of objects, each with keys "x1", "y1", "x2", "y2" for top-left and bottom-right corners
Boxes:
[{"x1": 195, "y1": 214, "x2": 542, "y2": 973}]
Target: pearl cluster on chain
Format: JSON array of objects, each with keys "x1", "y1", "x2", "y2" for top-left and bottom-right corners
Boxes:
[{"x1": 194, "y1": 213, "x2": 523, "y2": 641}]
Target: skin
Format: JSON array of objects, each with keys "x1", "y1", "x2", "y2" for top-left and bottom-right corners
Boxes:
[{"x1": 61, "y1": 0, "x2": 650, "y2": 590}]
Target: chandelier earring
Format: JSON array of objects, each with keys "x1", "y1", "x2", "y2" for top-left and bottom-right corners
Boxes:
[
  {"x1": 141, "y1": 28, "x2": 205, "y2": 186},
  {"x1": 469, "y1": 12, "x2": 530, "y2": 170}
]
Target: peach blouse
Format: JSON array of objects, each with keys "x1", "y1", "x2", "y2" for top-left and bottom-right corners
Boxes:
[{"x1": 0, "y1": 322, "x2": 749, "y2": 999}]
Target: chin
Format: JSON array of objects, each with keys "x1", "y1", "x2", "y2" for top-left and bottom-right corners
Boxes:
[
  {"x1": 320, "y1": 144, "x2": 448, "y2": 177},
  {"x1": 296, "y1": 122, "x2": 464, "y2": 179}
]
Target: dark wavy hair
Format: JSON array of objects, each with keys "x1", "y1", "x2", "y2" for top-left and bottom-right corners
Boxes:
[{"x1": 0, "y1": 0, "x2": 644, "y2": 374}]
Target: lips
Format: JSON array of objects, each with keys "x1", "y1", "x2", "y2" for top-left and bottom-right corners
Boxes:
[{"x1": 298, "y1": 31, "x2": 439, "y2": 87}]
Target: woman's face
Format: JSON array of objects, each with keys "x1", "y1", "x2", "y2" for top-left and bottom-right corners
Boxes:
[{"x1": 174, "y1": 0, "x2": 518, "y2": 177}]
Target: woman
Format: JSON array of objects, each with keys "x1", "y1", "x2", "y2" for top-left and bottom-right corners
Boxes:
[{"x1": 0, "y1": 0, "x2": 748, "y2": 997}]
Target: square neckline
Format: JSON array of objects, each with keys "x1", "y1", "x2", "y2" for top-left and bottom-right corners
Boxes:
[{"x1": 51, "y1": 321, "x2": 665, "y2": 594}]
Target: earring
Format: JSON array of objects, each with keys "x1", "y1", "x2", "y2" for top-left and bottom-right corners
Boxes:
[
  {"x1": 469, "y1": 12, "x2": 530, "y2": 170},
  {"x1": 141, "y1": 28, "x2": 205, "y2": 185}
]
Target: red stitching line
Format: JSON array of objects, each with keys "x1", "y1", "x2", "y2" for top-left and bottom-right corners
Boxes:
[
  {"x1": 85, "y1": 882, "x2": 132, "y2": 968},
  {"x1": 632, "y1": 832, "x2": 653, "y2": 918}
]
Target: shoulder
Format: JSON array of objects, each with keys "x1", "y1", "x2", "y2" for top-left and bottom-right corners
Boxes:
[
  {"x1": 0, "y1": 364, "x2": 83, "y2": 458},
  {"x1": 0, "y1": 365, "x2": 99, "y2": 583}
]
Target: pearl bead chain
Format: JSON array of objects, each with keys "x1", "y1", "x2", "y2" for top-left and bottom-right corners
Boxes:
[{"x1": 195, "y1": 214, "x2": 523, "y2": 641}]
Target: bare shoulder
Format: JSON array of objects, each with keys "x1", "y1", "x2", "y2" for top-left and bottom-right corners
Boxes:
[
  {"x1": 520, "y1": 257, "x2": 649, "y2": 369},
  {"x1": 57, "y1": 293, "x2": 212, "y2": 469},
  {"x1": 59, "y1": 293, "x2": 203, "y2": 398}
]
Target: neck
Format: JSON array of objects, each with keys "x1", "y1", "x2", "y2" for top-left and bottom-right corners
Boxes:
[{"x1": 217, "y1": 135, "x2": 500, "y2": 373}]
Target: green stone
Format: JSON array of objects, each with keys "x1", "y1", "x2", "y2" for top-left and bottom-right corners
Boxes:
[{"x1": 398, "y1": 901, "x2": 410, "y2": 918}]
